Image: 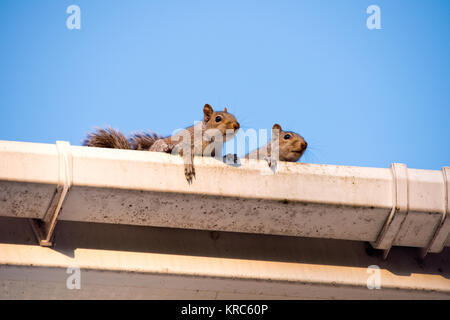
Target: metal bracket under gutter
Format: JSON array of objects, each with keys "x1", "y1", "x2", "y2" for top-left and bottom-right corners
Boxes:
[
  {"x1": 29, "y1": 141, "x2": 72, "y2": 247},
  {"x1": 421, "y1": 167, "x2": 450, "y2": 258},
  {"x1": 372, "y1": 163, "x2": 409, "y2": 259},
  {"x1": 372, "y1": 164, "x2": 450, "y2": 259}
]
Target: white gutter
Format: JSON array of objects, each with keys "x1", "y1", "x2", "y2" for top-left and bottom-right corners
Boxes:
[{"x1": 0, "y1": 140, "x2": 449, "y2": 257}]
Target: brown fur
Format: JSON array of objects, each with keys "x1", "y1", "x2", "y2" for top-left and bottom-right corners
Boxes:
[
  {"x1": 130, "y1": 132, "x2": 164, "y2": 150},
  {"x1": 153, "y1": 104, "x2": 239, "y2": 153},
  {"x1": 83, "y1": 127, "x2": 131, "y2": 149},
  {"x1": 148, "y1": 104, "x2": 240, "y2": 183},
  {"x1": 245, "y1": 123, "x2": 307, "y2": 164},
  {"x1": 83, "y1": 104, "x2": 240, "y2": 184}
]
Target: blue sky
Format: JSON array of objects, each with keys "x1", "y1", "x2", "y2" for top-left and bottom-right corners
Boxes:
[{"x1": 0, "y1": 0, "x2": 449, "y2": 170}]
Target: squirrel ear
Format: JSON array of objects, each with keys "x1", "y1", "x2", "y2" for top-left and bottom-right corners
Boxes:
[
  {"x1": 272, "y1": 123, "x2": 282, "y2": 131},
  {"x1": 223, "y1": 107, "x2": 228, "y2": 112},
  {"x1": 203, "y1": 104, "x2": 214, "y2": 121}
]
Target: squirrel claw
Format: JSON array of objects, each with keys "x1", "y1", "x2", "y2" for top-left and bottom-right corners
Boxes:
[
  {"x1": 185, "y1": 164, "x2": 196, "y2": 184},
  {"x1": 223, "y1": 153, "x2": 240, "y2": 166},
  {"x1": 265, "y1": 157, "x2": 278, "y2": 172},
  {"x1": 269, "y1": 159, "x2": 278, "y2": 172}
]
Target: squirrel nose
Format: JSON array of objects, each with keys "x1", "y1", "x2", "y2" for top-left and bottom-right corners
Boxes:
[
  {"x1": 301, "y1": 142, "x2": 308, "y2": 150},
  {"x1": 233, "y1": 122, "x2": 240, "y2": 130}
]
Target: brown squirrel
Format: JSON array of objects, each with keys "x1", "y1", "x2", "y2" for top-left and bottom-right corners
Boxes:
[
  {"x1": 245, "y1": 123, "x2": 307, "y2": 167},
  {"x1": 84, "y1": 104, "x2": 240, "y2": 183}
]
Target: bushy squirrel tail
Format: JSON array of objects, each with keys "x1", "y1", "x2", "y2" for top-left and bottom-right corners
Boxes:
[
  {"x1": 83, "y1": 127, "x2": 132, "y2": 149},
  {"x1": 129, "y1": 132, "x2": 163, "y2": 150}
]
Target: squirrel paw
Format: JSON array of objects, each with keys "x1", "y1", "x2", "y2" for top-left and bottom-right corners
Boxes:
[
  {"x1": 266, "y1": 157, "x2": 278, "y2": 172},
  {"x1": 184, "y1": 164, "x2": 196, "y2": 184},
  {"x1": 149, "y1": 139, "x2": 173, "y2": 153},
  {"x1": 162, "y1": 144, "x2": 172, "y2": 153},
  {"x1": 223, "y1": 153, "x2": 240, "y2": 165}
]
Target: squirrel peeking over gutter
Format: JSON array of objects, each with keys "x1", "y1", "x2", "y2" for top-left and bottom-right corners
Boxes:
[
  {"x1": 84, "y1": 105, "x2": 308, "y2": 184},
  {"x1": 245, "y1": 123, "x2": 307, "y2": 168},
  {"x1": 84, "y1": 104, "x2": 240, "y2": 184}
]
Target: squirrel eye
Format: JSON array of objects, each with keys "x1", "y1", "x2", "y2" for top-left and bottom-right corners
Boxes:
[
  {"x1": 284, "y1": 134, "x2": 291, "y2": 140},
  {"x1": 215, "y1": 116, "x2": 222, "y2": 122}
]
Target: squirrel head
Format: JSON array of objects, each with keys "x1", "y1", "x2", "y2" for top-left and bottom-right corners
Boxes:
[
  {"x1": 272, "y1": 124, "x2": 307, "y2": 162},
  {"x1": 203, "y1": 104, "x2": 240, "y2": 141}
]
